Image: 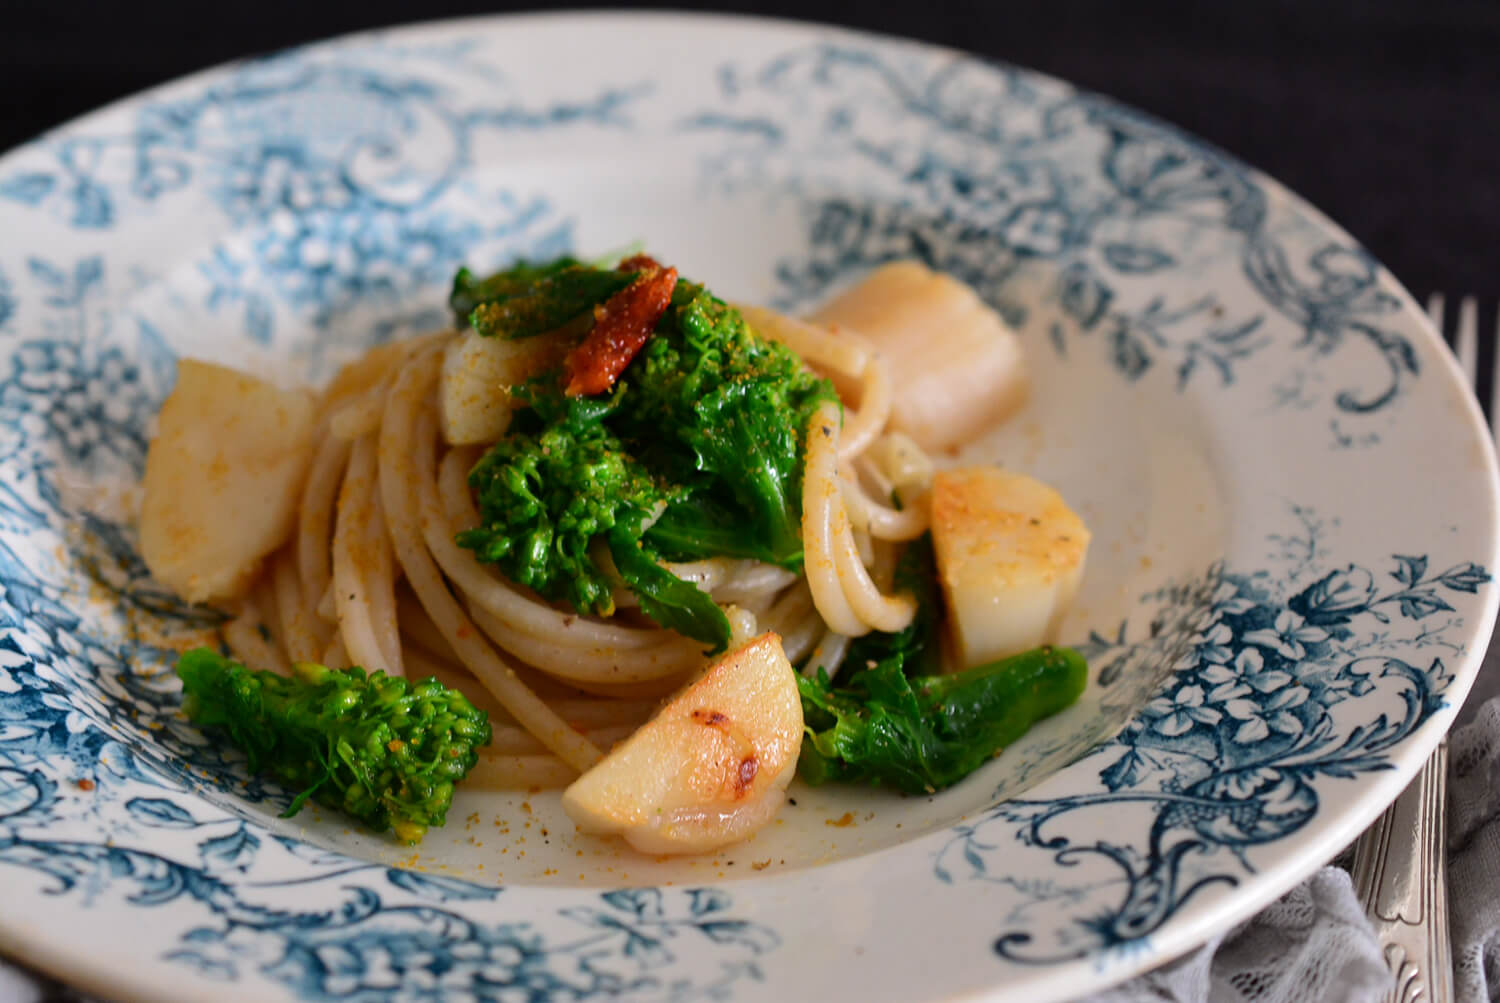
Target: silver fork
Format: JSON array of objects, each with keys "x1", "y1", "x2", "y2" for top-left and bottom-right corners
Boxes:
[{"x1": 1350, "y1": 294, "x2": 1494, "y2": 1003}]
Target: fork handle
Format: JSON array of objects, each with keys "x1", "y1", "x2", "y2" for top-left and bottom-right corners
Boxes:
[{"x1": 1350, "y1": 740, "x2": 1453, "y2": 1003}]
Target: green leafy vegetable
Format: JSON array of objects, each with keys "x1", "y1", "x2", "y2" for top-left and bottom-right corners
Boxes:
[
  {"x1": 798, "y1": 646, "x2": 1088, "y2": 793},
  {"x1": 832, "y1": 533, "x2": 943, "y2": 678},
  {"x1": 451, "y1": 257, "x2": 836, "y2": 653},
  {"x1": 643, "y1": 493, "x2": 792, "y2": 565},
  {"x1": 449, "y1": 257, "x2": 581, "y2": 321},
  {"x1": 797, "y1": 534, "x2": 1087, "y2": 793},
  {"x1": 625, "y1": 285, "x2": 837, "y2": 567},
  {"x1": 456, "y1": 392, "x2": 668, "y2": 616},
  {"x1": 606, "y1": 526, "x2": 732, "y2": 649},
  {"x1": 176, "y1": 648, "x2": 492, "y2": 844},
  {"x1": 469, "y1": 267, "x2": 637, "y2": 341}
]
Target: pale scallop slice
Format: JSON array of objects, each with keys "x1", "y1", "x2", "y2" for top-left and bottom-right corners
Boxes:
[
  {"x1": 138, "y1": 359, "x2": 317, "y2": 604},
  {"x1": 930, "y1": 466, "x2": 1090, "y2": 669},
  {"x1": 561, "y1": 632, "x2": 803, "y2": 855},
  {"x1": 809, "y1": 260, "x2": 1027, "y2": 452},
  {"x1": 438, "y1": 328, "x2": 570, "y2": 445}
]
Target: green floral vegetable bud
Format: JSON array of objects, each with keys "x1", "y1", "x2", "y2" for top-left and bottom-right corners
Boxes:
[{"x1": 177, "y1": 648, "x2": 492, "y2": 844}]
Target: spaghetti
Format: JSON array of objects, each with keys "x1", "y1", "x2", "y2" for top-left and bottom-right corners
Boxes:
[{"x1": 212, "y1": 289, "x2": 929, "y2": 789}]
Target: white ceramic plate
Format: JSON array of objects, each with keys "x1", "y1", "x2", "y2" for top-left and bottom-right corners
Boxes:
[{"x1": 0, "y1": 13, "x2": 1495, "y2": 1002}]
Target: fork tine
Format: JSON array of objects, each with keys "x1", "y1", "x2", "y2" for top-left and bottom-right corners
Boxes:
[
  {"x1": 1458, "y1": 295, "x2": 1480, "y2": 393},
  {"x1": 1427, "y1": 291, "x2": 1445, "y2": 333},
  {"x1": 1491, "y1": 304, "x2": 1500, "y2": 452}
]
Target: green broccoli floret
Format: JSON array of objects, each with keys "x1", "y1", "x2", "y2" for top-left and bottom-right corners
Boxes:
[
  {"x1": 450, "y1": 259, "x2": 834, "y2": 653},
  {"x1": 454, "y1": 392, "x2": 733, "y2": 650},
  {"x1": 176, "y1": 648, "x2": 491, "y2": 844},
  {"x1": 797, "y1": 646, "x2": 1087, "y2": 794},
  {"x1": 794, "y1": 535, "x2": 1087, "y2": 793},
  {"x1": 456, "y1": 394, "x2": 668, "y2": 616},
  {"x1": 449, "y1": 256, "x2": 583, "y2": 323},
  {"x1": 621, "y1": 284, "x2": 837, "y2": 568}
]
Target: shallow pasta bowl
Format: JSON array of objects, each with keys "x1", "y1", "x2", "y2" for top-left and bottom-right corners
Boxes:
[{"x1": 0, "y1": 12, "x2": 1495, "y2": 1002}]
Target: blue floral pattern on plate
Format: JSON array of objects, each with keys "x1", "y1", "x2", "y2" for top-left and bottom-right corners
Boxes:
[{"x1": 0, "y1": 14, "x2": 1494, "y2": 1002}]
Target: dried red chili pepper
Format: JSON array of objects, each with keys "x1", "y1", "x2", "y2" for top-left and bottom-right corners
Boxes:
[{"x1": 563, "y1": 263, "x2": 678, "y2": 397}]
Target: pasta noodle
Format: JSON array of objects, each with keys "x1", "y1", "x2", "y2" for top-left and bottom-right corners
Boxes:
[
  {"x1": 136, "y1": 254, "x2": 1109, "y2": 861},
  {"x1": 205, "y1": 299, "x2": 937, "y2": 791}
]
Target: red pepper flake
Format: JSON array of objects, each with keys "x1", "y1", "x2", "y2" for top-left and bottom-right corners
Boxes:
[
  {"x1": 563, "y1": 263, "x2": 677, "y2": 397},
  {"x1": 825, "y1": 812, "x2": 855, "y2": 828},
  {"x1": 76, "y1": 778, "x2": 95, "y2": 791}
]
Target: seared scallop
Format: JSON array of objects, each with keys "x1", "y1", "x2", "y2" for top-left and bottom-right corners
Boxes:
[
  {"x1": 562, "y1": 632, "x2": 803, "y2": 855},
  {"x1": 138, "y1": 360, "x2": 317, "y2": 603},
  {"x1": 810, "y1": 261, "x2": 1027, "y2": 452},
  {"x1": 930, "y1": 466, "x2": 1090, "y2": 668}
]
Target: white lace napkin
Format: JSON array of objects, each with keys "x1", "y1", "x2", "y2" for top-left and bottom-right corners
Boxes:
[
  {"x1": 1082, "y1": 867, "x2": 1391, "y2": 1003},
  {"x1": 1448, "y1": 693, "x2": 1500, "y2": 1000}
]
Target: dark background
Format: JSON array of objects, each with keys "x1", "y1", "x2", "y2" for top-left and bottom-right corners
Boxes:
[{"x1": 2, "y1": 0, "x2": 1499, "y2": 313}]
